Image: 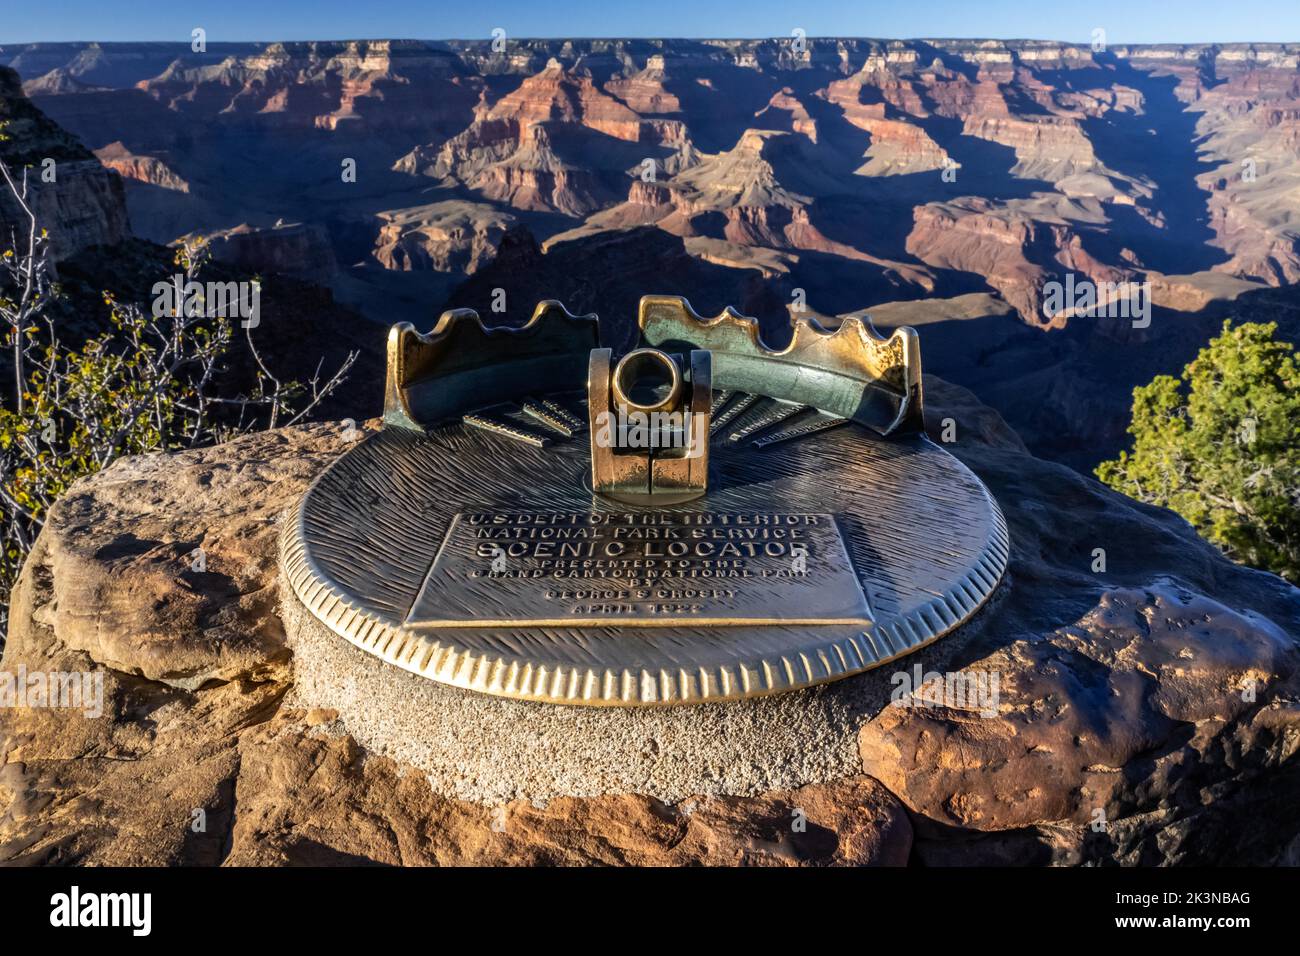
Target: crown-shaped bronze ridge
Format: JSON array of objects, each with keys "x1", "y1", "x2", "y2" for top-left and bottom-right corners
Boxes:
[
  {"x1": 636, "y1": 295, "x2": 923, "y2": 435},
  {"x1": 384, "y1": 299, "x2": 599, "y2": 429}
]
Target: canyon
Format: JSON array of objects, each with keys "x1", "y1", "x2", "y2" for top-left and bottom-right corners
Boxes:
[
  {"x1": 1, "y1": 37, "x2": 1298, "y2": 869},
  {"x1": 1, "y1": 38, "x2": 1298, "y2": 468}
]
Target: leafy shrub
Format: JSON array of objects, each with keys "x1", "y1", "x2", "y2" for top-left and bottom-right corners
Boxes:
[
  {"x1": 1097, "y1": 319, "x2": 1300, "y2": 582},
  {"x1": 0, "y1": 146, "x2": 353, "y2": 636}
]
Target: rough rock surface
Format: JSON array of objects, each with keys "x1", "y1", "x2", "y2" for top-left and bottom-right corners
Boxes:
[
  {"x1": 202, "y1": 221, "x2": 339, "y2": 285},
  {"x1": 92, "y1": 141, "x2": 189, "y2": 193},
  {"x1": 371, "y1": 200, "x2": 513, "y2": 274},
  {"x1": 396, "y1": 59, "x2": 694, "y2": 218},
  {"x1": 1, "y1": 379, "x2": 1297, "y2": 866}
]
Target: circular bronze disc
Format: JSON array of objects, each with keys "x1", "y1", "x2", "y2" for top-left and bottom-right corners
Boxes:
[{"x1": 281, "y1": 390, "x2": 1007, "y2": 706}]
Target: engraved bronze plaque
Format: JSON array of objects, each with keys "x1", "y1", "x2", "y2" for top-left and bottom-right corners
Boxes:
[
  {"x1": 408, "y1": 511, "x2": 872, "y2": 627},
  {"x1": 281, "y1": 295, "x2": 1009, "y2": 705}
]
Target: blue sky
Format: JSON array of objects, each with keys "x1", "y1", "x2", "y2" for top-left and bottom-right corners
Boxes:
[{"x1": 5, "y1": 0, "x2": 1299, "y2": 44}]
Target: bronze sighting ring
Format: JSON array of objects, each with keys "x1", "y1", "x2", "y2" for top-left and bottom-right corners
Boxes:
[{"x1": 611, "y1": 348, "x2": 682, "y2": 415}]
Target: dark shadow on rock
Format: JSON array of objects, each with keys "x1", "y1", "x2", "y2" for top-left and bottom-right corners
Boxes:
[
  {"x1": 279, "y1": 838, "x2": 394, "y2": 866},
  {"x1": 1076, "y1": 54, "x2": 1231, "y2": 274}
]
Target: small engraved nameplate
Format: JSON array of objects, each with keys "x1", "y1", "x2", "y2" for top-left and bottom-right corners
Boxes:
[{"x1": 407, "y1": 511, "x2": 872, "y2": 628}]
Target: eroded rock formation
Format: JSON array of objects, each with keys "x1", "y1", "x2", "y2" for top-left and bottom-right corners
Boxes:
[
  {"x1": 12, "y1": 38, "x2": 1298, "y2": 325},
  {"x1": 0, "y1": 66, "x2": 129, "y2": 261}
]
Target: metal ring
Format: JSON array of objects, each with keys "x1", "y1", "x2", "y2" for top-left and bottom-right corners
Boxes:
[{"x1": 611, "y1": 348, "x2": 681, "y2": 416}]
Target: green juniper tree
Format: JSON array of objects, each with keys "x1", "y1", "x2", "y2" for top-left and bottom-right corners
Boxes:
[{"x1": 1097, "y1": 319, "x2": 1300, "y2": 582}]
